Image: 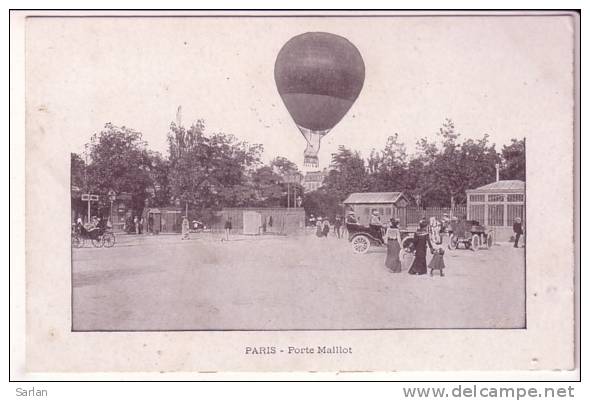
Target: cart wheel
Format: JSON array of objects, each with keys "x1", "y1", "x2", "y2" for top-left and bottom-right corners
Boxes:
[
  {"x1": 449, "y1": 235, "x2": 459, "y2": 250},
  {"x1": 72, "y1": 235, "x2": 84, "y2": 248},
  {"x1": 471, "y1": 234, "x2": 480, "y2": 251},
  {"x1": 400, "y1": 248, "x2": 414, "y2": 264},
  {"x1": 401, "y1": 236, "x2": 414, "y2": 253},
  {"x1": 486, "y1": 232, "x2": 494, "y2": 248},
  {"x1": 351, "y1": 235, "x2": 370, "y2": 254},
  {"x1": 91, "y1": 237, "x2": 104, "y2": 248},
  {"x1": 102, "y1": 232, "x2": 115, "y2": 248}
]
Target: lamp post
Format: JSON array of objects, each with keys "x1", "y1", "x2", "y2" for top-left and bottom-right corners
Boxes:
[{"x1": 108, "y1": 190, "x2": 116, "y2": 229}]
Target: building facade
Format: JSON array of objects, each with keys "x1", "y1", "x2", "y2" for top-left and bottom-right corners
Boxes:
[
  {"x1": 302, "y1": 169, "x2": 328, "y2": 192},
  {"x1": 343, "y1": 192, "x2": 410, "y2": 227},
  {"x1": 466, "y1": 179, "x2": 525, "y2": 242}
]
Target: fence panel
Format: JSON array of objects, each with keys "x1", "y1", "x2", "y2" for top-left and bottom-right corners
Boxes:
[
  {"x1": 405, "y1": 206, "x2": 467, "y2": 225},
  {"x1": 214, "y1": 208, "x2": 305, "y2": 234}
]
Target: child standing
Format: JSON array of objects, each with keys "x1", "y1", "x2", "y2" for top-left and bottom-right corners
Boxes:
[{"x1": 428, "y1": 248, "x2": 446, "y2": 276}]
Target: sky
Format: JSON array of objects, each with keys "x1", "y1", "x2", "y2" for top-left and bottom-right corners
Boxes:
[{"x1": 26, "y1": 14, "x2": 574, "y2": 172}]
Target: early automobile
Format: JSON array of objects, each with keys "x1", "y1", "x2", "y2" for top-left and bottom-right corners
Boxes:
[
  {"x1": 447, "y1": 219, "x2": 494, "y2": 251},
  {"x1": 346, "y1": 222, "x2": 415, "y2": 255}
]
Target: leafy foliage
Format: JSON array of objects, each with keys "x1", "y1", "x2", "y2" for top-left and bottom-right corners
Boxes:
[
  {"x1": 306, "y1": 119, "x2": 522, "y2": 216},
  {"x1": 167, "y1": 121, "x2": 263, "y2": 211},
  {"x1": 70, "y1": 153, "x2": 86, "y2": 190},
  {"x1": 85, "y1": 123, "x2": 153, "y2": 213},
  {"x1": 72, "y1": 117, "x2": 525, "y2": 223},
  {"x1": 500, "y1": 138, "x2": 526, "y2": 181}
]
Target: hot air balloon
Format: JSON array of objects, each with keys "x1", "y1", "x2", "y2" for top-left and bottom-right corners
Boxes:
[{"x1": 274, "y1": 32, "x2": 365, "y2": 168}]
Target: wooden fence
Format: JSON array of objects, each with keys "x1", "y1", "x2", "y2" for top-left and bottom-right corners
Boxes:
[
  {"x1": 213, "y1": 207, "x2": 306, "y2": 235},
  {"x1": 405, "y1": 206, "x2": 467, "y2": 226}
]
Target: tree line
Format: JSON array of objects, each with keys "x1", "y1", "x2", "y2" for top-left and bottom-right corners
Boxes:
[
  {"x1": 302, "y1": 118, "x2": 525, "y2": 219},
  {"x1": 71, "y1": 118, "x2": 525, "y2": 223},
  {"x1": 71, "y1": 122, "x2": 303, "y2": 222}
]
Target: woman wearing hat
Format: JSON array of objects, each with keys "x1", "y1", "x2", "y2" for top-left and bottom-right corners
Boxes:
[
  {"x1": 409, "y1": 220, "x2": 435, "y2": 275},
  {"x1": 322, "y1": 217, "x2": 331, "y2": 238},
  {"x1": 346, "y1": 211, "x2": 358, "y2": 225},
  {"x1": 369, "y1": 209, "x2": 384, "y2": 240},
  {"x1": 385, "y1": 218, "x2": 403, "y2": 273}
]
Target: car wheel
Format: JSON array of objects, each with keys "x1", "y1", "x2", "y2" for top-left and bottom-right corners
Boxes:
[
  {"x1": 471, "y1": 234, "x2": 480, "y2": 251},
  {"x1": 351, "y1": 235, "x2": 370, "y2": 254},
  {"x1": 401, "y1": 236, "x2": 414, "y2": 252}
]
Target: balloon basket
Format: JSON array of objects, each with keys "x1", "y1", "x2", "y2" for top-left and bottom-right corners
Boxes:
[{"x1": 304, "y1": 155, "x2": 319, "y2": 168}]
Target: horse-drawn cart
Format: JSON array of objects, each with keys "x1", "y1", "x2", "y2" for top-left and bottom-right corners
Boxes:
[{"x1": 72, "y1": 224, "x2": 116, "y2": 248}]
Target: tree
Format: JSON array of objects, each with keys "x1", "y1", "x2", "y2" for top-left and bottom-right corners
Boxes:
[
  {"x1": 145, "y1": 151, "x2": 171, "y2": 207},
  {"x1": 410, "y1": 121, "x2": 500, "y2": 206},
  {"x1": 364, "y1": 119, "x2": 502, "y2": 207},
  {"x1": 367, "y1": 134, "x2": 408, "y2": 192},
  {"x1": 301, "y1": 188, "x2": 343, "y2": 221},
  {"x1": 270, "y1": 156, "x2": 299, "y2": 175},
  {"x1": 323, "y1": 146, "x2": 370, "y2": 201},
  {"x1": 167, "y1": 121, "x2": 263, "y2": 212},
  {"x1": 500, "y1": 138, "x2": 525, "y2": 181},
  {"x1": 70, "y1": 152, "x2": 86, "y2": 190},
  {"x1": 70, "y1": 152, "x2": 87, "y2": 219},
  {"x1": 85, "y1": 123, "x2": 153, "y2": 215},
  {"x1": 250, "y1": 165, "x2": 284, "y2": 206}
]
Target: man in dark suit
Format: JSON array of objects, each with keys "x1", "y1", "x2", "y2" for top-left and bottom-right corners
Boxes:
[{"x1": 513, "y1": 217, "x2": 524, "y2": 248}]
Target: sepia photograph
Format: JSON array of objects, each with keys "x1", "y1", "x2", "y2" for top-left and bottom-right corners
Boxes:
[
  {"x1": 53, "y1": 15, "x2": 532, "y2": 331},
  {"x1": 17, "y1": 10, "x2": 577, "y2": 375}
]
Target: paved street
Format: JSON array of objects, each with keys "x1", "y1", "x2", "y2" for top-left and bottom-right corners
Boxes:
[{"x1": 72, "y1": 232, "x2": 525, "y2": 331}]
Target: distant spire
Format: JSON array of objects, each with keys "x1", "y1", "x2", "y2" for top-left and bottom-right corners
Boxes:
[{"x1": 176, "y1": 105, "x2": 182, "y2": 128}]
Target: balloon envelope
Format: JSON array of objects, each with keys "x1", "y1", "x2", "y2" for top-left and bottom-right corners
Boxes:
[{"x1": 274, "y1": 32, "x2": 365, "y2": 132}]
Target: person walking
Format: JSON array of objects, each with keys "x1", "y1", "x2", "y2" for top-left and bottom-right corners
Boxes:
[
  {"x1": 134, "y1": 216, "x2": 139, "y2": 235},
  {"x1": 148, "y1": 214, "x2": 154, "y2": 234},
  {"x1": 408, "y1": 220, "x2": 435, "y2": 275},
  {"x1": 513, "y1": 217, "x2": 524, "y2": 248},
  {"x1": 181, "y1": 216, "x2": 190, "y2": 240},
  {"x1": 334, "y1": 215, "x2": 343, "y2": 239},
  {"x1": 322, "y1": 218, "x2": 331, "y2": 238},
  {"x1": 224, "y1": 217, "x2": 232, "y2": 241},
  {"x1": 385, "y1": 218, "x2": 403, "y2": 273},
  {"x1": 315, "y1": 217, "x2": 323, "y2": 237}
]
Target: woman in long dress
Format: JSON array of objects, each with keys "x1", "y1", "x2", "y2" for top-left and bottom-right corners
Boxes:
[
  {"x1": 384, "y1": 219, "x2": 403, "y2": 273},
  {"x1": 409, "y1": 220, "x2": 434, "y2": 275},
  {"x1": 315, "y1": 217, "x2": 323, "y2": 237},
  {"x1": 181, "y1": 216, "x2": 190, "y2": 240},
  {"x1": 322, "y1": 218, "x2": 330, "y2": 237}
]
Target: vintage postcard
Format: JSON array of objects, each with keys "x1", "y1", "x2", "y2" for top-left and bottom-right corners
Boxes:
[{"x1": 12, "y1": 10, "x2": 578, "y2": 377}]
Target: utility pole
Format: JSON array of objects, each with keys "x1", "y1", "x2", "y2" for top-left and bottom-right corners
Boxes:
[{"x1": 287, "y1": 182, "x2": 290, "y2": 208}]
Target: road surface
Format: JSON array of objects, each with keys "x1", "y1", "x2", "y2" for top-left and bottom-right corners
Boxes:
[{"x1": 72, "y1": 231, "x2": 525, "y2": 330}]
